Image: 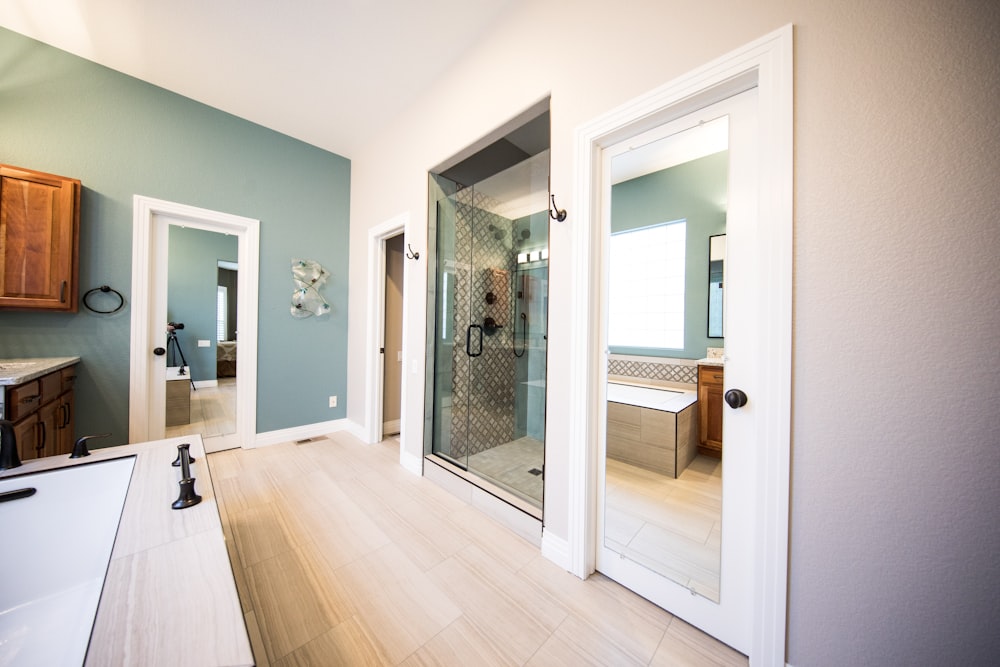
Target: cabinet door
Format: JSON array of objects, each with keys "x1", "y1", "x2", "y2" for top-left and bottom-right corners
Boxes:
[
  {"x1": 698, "y1": 366, "x2": 724, "y2": 456},
  {"x1": 14, "y1": 415, "x2": 39, "y2": 461},
  {"x1": 38, "y1": 399, "x2": 60, "y2": 458},
  {"x1": 55, "y1": 390, "x2": 75, "y2": 455},
  {"x1": 0, "y1": 165, "x2": 81, "y2": 311}
]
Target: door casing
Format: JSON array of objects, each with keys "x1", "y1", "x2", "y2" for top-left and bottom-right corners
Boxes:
[
  {"x1": 561, "y1": 24, "x2": 793, "y2": 665},
  {"x1": 128, "y1": 195, "x2": 260, "y2": 448},
  {"x1": 364, "y1": 212, "x2": 421, "y2": 472}
]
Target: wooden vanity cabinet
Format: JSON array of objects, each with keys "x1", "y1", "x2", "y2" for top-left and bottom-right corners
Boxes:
[
  {"x1": 0, "y1": 164, "x2": 82, "y2": 312},
  {"x1": 698, "y1": 364, "x2": 724, "y2": 457},
  {"x1": 6, "y1": 365, "x2": 77, "y2": 461}
]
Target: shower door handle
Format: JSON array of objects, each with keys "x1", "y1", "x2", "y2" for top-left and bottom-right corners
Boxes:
[{"x1": 466, "y1": 324, "x2": 483, "y2": 358}]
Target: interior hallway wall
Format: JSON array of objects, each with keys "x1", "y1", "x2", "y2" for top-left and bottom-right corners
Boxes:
[{"x1": 345, "y1": 1, "x2": 1000, "y2": 664}]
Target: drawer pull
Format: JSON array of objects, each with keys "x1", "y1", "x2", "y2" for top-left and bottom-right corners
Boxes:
[{"x1": 0, "y1": 487, "x2": 36, "y2": 504}]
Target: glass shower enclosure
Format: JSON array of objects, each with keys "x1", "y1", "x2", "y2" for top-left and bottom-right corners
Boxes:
[{"x1": 426, "y1": 147, "x2": 550, "y2": 513}]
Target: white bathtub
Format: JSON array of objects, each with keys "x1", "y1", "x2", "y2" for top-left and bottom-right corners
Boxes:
[
  {"x1": 607, "y1": 381, "x2": 697, "y2": 411},
  {"x1": 0, "y1": 456, "x2": 136, "y2": 666}
]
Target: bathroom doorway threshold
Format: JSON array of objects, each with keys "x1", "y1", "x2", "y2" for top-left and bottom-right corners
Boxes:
[{"x1": 424, "y1": 454, "x2": 542, "y2": 546}]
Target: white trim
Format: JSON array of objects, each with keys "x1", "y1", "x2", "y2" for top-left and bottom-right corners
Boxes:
[
  {"x1": 399, "y1": 448, "x2": 423, "y2": 476},
  {"x1": 566, "y1": 25, "x2": 792, "y2": 666},
  {"x1": 364, "y1": 212, "x2": 413, "y2": 474},
  {"x1": 382, "y1": 418, "x2": 401, "y2": 434},
  {"x1": 129, "y1": 195, "x2": 259, "y2": 450},
  {"x1": 192, "y1": 380, "x2": 218, "y2": 389},
  {"x1": 253, "y1": 418, "x2": 356, "y2": 448},
  {"x1": 541, "y1": 529, "x2": 571, "y2": 571}
]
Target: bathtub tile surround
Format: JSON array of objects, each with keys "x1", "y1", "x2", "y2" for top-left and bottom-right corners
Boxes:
[{"x1": 608, "y1": 355, "x2": 698, "y2": 387}]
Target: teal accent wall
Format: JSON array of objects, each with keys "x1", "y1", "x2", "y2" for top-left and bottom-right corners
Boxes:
[
  {"x1": 609, "y1": 151, "x2": 728, "y2": 360},
  {"x1": 0, "y1": 28, "x2": 351, "y2": 444},
  {"x1": 167, "y1": 227, "x2": 238, "y2": 382}
]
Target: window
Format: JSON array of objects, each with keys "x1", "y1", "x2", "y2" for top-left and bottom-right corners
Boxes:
[
  {"x1": 608, "y1": 220, "x2": 686, "y2": 350},
  {"x1": 216, "y1": 285, "x2": 228, "y2": 342}
]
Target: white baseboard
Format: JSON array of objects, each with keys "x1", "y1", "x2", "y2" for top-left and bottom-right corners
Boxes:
[
  {"x1": 399, "y1": 448, "x2": 423, "y2": 475},
  {"x1": 341, "y1": 419, "x2": 370, "y2": 442},
  {"x1": 382, "y1": 418, "x2": 400, "y2": 435},
  {"x1": 192, "y1": 379, "x2": 218, "y2": 389},
  {"x1": 252, "y1": 418, "x2": 355, "y2": 448},
  {"x1": 541, "y1": 529, "x2": 572, "y2": 573}
]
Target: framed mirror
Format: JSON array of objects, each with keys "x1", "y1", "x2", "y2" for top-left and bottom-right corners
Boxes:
[{"x1": 708, "y1": 234, "x2": 726, "y2": 338}]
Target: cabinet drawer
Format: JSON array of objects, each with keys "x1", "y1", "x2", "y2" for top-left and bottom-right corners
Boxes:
[
  {"x1": 60, "y1": 365, "x2": 78, "y2": 392},
  {"x1": 6, "y1": 380, "x2": 40, "y2": 421},
  {"x1": 698, "y1": 366, "x2": 724, "y2": 385}
]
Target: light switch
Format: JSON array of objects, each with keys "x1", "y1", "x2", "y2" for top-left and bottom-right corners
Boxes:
[{"x1": 397, "y1": 351, "x2": 403, "y2": 362}]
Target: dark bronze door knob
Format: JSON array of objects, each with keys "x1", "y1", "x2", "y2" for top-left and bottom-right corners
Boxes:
[{"x1": 725, "y1": 388, "x2": 748, "y2": 409}]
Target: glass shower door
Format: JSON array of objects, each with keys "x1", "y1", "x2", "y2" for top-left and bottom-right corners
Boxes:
[
  {"x1": 428, "y1": 151, "x2": 550, "y2": 511},
  {"x1": 428, "y1": 181, "x2": 468, "y2": 470}
]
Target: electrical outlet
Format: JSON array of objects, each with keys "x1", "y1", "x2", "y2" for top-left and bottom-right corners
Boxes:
[
  {"x1": 198, "y1": 339, "x2": 211, "y2": 347},
  {"x1": 329, "y1": 395, "x2": 337, "y2": 408}
]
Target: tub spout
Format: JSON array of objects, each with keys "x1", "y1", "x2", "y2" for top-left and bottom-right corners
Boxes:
[
  {"x1": 70, "y1": 433, "x2": 111, "y2": 459},
  {"x1": 0, "y1": 420, "x2": 21, "y2": 471}
]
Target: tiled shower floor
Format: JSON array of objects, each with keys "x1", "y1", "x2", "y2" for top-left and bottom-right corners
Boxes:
[{"x1": 467, "y1": 436, "x2": 544, "y2": 504}]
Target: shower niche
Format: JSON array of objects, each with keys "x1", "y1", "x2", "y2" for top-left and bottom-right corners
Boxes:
[{"x1": 425, "y1": 107, "x2": 550, "y2": 517}]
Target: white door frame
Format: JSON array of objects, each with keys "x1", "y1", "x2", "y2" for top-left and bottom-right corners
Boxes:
[
  {"x1": 364, "y1": 213, "x2": 411, "y2": 450},
  {"x1": 128, "y1": 195, "x2": 260, "y2": 448},
  {"x1": 564, "y1": 25, "x2": 792, "y2": 664}
]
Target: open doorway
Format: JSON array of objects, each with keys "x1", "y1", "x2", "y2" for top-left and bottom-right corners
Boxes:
[{"x1": 382, "y1": 233, "x2": 405, "y2": 436}]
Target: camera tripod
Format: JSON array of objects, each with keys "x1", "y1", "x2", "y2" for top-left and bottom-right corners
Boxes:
[{"x1": 166, "y1": 331, "x2": 196, "y2": 391}]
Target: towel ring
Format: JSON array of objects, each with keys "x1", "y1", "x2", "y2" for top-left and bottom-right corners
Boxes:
[{"x1": 82, "y1": 285, "x2": 125, "y2": 314}]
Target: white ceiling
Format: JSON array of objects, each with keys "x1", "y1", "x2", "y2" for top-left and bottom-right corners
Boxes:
[{"x1": 0, "y1": 0, "x2": 522, "y2": 158}]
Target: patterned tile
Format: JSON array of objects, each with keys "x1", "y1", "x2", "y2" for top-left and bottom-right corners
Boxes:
[{"x1": 608, "y1": 359, "x2": 698, "y2": 385}]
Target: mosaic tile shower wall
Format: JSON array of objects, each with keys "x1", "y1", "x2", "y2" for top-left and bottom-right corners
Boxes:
[
  {"x1": 607, "y1": 357, "x2": 698, "y2": 385},
  {"x1": 450, "y1": 187, "x2": 518, "y2": 458}
]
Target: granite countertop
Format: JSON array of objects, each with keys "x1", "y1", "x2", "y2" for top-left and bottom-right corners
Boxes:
[
  {"x1": 0, "y1": 357, "x2": 80, "y2": 385},
  {"x1": 0, "y1": 436, "x2": 254, "y2": 666},
  {"x1": 697, "y1": 357, "x2": 725, "y2": 367}
]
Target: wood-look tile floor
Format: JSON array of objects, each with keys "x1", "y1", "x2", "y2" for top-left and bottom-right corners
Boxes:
[
  {"x1": 165, "y1": 377, "x2": 236, "y2": 439},
  {"x1": 207, "y1": 432, "x2": 747, "y2": 666},
  {"x1": 605, "y1": 455, "x2": 722, "y2": 600}
]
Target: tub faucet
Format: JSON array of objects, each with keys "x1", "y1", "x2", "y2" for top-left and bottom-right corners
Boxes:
[{"x1": 0, "y1": 420, "x2": 21, "y2": 471}]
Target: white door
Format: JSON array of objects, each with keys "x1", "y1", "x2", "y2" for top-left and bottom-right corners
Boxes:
[{"x1": 596, "y1": 88, "x2": 758, "y2": 653}]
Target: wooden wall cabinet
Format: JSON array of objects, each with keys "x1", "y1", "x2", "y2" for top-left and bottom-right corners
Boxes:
[
  {"x1": 0, "y1": 164, "x2": 81, "y2": 312},
  {"x1": 698, "y1": 364, "x2": 724, "y2": 457},
  {"x1": 4, "y1": 365, "x2": 77, "y2": 460}
]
